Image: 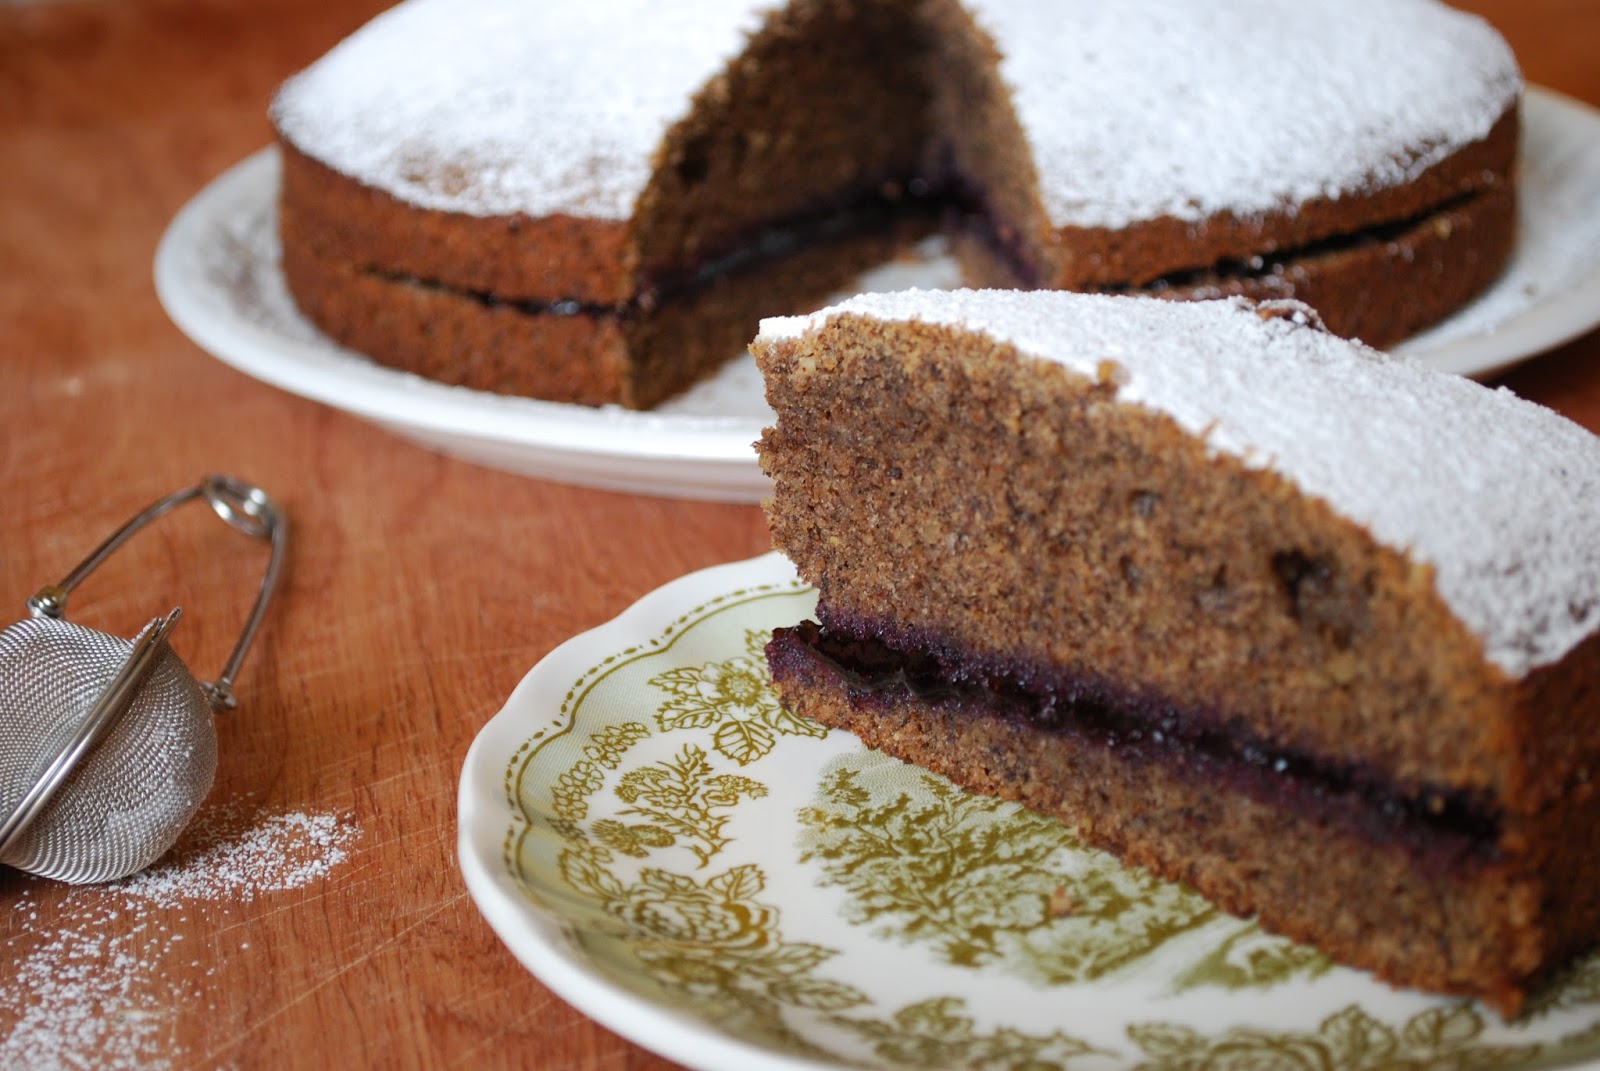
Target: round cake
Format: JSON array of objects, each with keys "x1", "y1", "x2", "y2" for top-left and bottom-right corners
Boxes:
[{"x1": 270, "y1": 0, "x2": 1521, "y2": 407}]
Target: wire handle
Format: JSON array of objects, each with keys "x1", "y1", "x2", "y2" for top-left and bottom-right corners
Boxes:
[{"x1": 26, "y1": 474, "x2": 288, "y2": 713}]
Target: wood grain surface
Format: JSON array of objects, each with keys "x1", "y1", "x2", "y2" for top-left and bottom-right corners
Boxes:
[{"x1": 1, "y1": 2, "x2": 1596, "y2": 1068}]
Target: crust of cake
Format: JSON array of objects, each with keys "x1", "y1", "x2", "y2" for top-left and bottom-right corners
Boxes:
[
  {"x1": 766, "y1": 631, "x2": 1596, "y2": 1017},
  {"x1": 279, "y1": 209, "x2": 634, "y2": 403},
  {"x1": 278, "y1": 142, "x2": 639, "y2": 306},
  {"x1": 1035, "y1": 105, "x2": 1521, "y2": 292},
  {"x1": 274, "y1": 0, "x2": 1520, "y2": 406},
  {"x1": 1137, "y1": 184, "x2": 1518, "y2": 349}
]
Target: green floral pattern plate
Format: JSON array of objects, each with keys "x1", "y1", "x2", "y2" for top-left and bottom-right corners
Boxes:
[{"x1": 458, "y1": 552, "x2": 1600, "y2": 1071}]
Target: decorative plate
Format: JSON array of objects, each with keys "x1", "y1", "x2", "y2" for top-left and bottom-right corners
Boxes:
[
  {"x1": 158, "y1": 87, "x2": 1600, "y2": 502},
  {"x1": 458, "y1": 552, "x2": 1600, "y2": 1071}
]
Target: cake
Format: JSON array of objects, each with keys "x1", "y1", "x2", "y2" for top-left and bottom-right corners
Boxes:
[
  {"x1": 753, "y1": 289, "x2": 1600, "y2": 1016},
  {"x1": 270, "y1": 0, "x2": 1521, "y2": 408}
]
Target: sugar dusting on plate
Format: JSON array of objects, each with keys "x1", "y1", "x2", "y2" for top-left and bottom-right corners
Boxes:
[{"x1": 1, "y1": 802, "x2": 359, "y2": 1070}]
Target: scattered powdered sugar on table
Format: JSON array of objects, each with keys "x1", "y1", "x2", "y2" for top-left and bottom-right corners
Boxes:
[
  {"x1": 116, "y1": 809, "x2": 354, "y2": 909},
  {"x1": 1, "y1": 803, "x2": 359, "y2": 1070}
]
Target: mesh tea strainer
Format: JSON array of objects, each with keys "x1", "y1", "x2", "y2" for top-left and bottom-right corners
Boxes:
[{"x1": 0, "y1": 475, "x2": 287, "y2": 884}]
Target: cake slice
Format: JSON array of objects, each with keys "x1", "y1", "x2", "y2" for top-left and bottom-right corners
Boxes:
[{"x1": 753, "y1": 289, "x2": 1600, "y2": 1016}]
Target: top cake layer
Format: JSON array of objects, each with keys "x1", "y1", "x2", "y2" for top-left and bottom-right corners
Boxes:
[
  {"x1": 271, "y1": 0, "x2": 1519, "y2": 229},
  {"x1": 758, "y1": 291, "x2": 1600, "y2": 677}
]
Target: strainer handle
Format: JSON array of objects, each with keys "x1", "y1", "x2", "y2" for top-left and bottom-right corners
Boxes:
[{"x1": 26, "y1": 474, "x2": 288, "y2": 714}]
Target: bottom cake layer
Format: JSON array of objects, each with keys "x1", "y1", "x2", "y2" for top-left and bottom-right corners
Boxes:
[{"x1": 767, "y1": 621, "x2": 1563, "y2": 1016}]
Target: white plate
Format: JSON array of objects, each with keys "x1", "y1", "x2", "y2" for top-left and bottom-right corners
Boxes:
[
  {"x1": 157, "y1": 87, "x2": 1600, "y2": 503},
  {"x1": 459, "y1": 551, "x2": 1600, "y2": 1071}
]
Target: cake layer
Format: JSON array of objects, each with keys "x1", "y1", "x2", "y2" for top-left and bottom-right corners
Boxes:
[
  {"x1": 955, "y1": 181, "x2": 1516, "y2": 349},
  {"x1": 757, "y1": 292, "x2": 1600, "y2": 677},
  {"x1": 766, "y1": 621, "x2": 1598, "y2": 1016},
  {"x1": 1127, "y1": 186, "x2": 1516, "y2": 350}
]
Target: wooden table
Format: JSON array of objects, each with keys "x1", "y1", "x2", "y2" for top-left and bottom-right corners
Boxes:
[{"x1": 1, "y1": 2, "x2": 1595, "y2": 1067}]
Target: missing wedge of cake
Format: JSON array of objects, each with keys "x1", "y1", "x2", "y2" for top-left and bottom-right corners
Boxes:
[{"x1": 753, "y1": 289, "x2": 1600, "y2": 1016}]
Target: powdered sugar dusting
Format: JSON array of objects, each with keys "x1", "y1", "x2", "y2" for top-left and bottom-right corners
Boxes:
[
  {"x1": 759, "y1": 290, "x2": 1600, "y2": 676},
  {"x1": 967, "y1": 0, "x2": 1518, "y2": 227},
  {"x1": 1, "y1": 802, "x2": 358, "y2": 1070},
  {"x1": 272, "y1": 0, "x2": 768, "y2": 219},
  {"x1": 270, "y1": 0, "x2": 1517, "y2": 227}
]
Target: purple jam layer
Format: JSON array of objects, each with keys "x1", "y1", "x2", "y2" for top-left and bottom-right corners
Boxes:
[
  {"x1": 768, "y1": 618, "x2": 1503, "y2": 875},
  {"x1": 1120, "y1": 191, "x2": 1485, "y2": 297}
]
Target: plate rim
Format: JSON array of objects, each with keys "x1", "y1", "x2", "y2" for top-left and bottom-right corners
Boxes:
[{"x1": 458, "y1": 552, "x2": 841, "y2": 1071}]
